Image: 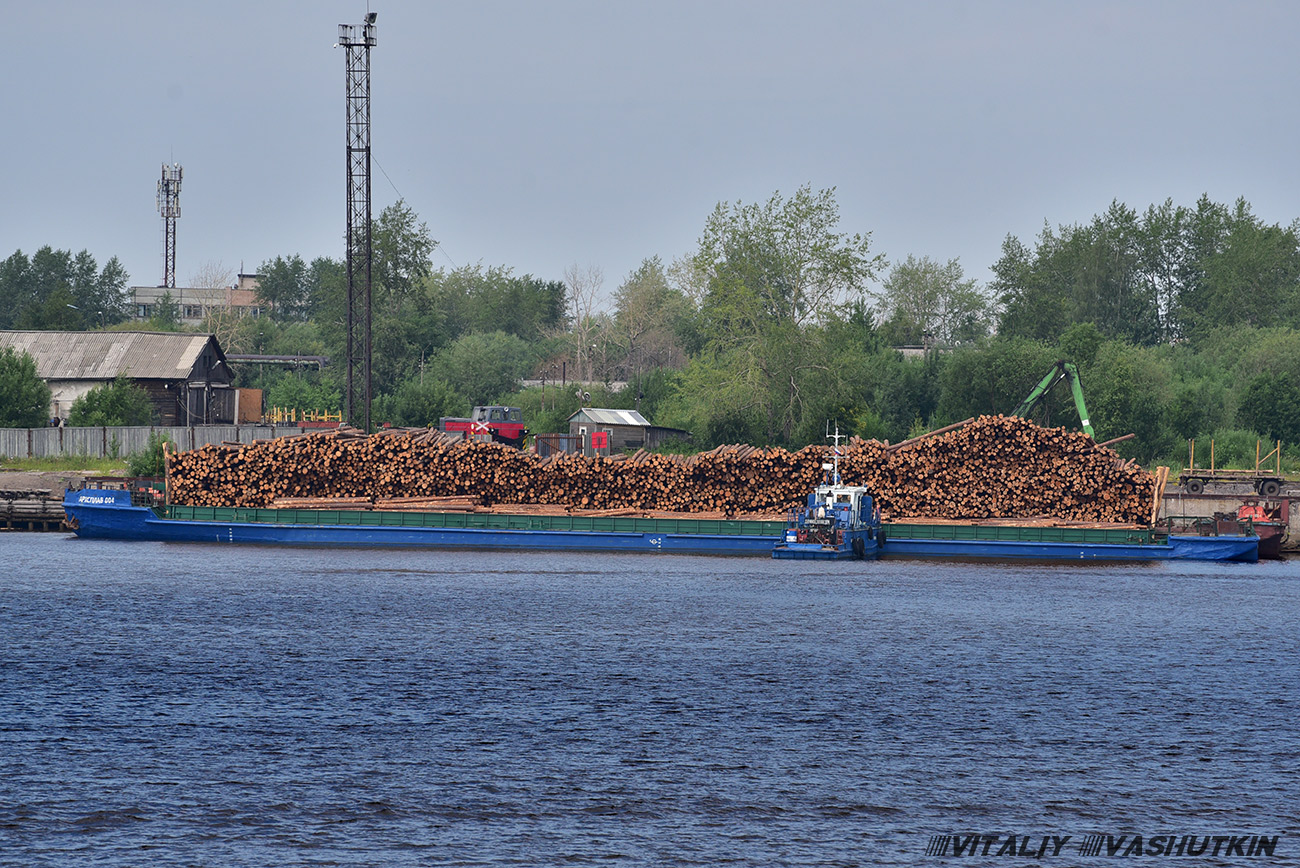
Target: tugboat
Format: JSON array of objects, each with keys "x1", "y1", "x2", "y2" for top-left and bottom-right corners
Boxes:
[
  {"x1": 773, "y1": 429, "x2": 882, "y2": 560},
  {"x1": 1234, "y1": 500, "x2": 1288, "y2": 559}
]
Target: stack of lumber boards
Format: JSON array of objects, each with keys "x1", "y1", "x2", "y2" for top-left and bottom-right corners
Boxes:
[{"x1": 166, "y1": 415, "x2": 1155, "y2": 524}]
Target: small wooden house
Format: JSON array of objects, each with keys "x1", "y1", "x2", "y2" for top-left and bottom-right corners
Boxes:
[
  {"x1": 567, "y1": 407, "x2": 692, "y2": 453},
  {"x1": 0, "y1": 330, "x2": 235, "y2": 425}
]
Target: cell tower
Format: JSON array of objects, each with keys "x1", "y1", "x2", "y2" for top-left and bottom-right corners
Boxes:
[
  {"x1": 338, "y1": 12, "x2": 376, "y2": 432},
  {"x1": 156, "y1": 163, "x2": 183, "y2": 288}
]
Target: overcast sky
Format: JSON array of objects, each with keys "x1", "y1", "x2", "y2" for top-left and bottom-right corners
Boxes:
[{"x1": 4, "y1": 1, "x2": 1297, "y2": 303}]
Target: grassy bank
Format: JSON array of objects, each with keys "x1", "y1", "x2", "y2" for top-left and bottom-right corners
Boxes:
[{"x1": 1, "y1": 456, "x2": 128, "y2": 474}]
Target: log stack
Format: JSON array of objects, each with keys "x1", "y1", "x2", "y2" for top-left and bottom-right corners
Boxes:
[{"x1": 165, "y1": 415, "x2": 1155, "y2": 524}]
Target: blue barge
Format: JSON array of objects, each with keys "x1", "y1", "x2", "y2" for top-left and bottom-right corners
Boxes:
[
  {"x1": 63, "y1": 489, "x2": 1258, "y2": 562},
  {"x1": 62, "y1": 489, "x2": 782, "y2": 556}
]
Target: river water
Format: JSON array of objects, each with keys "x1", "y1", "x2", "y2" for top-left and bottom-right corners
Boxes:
[{"x1": 2, "y1": 533, "x2": 1298, "y2": 866}]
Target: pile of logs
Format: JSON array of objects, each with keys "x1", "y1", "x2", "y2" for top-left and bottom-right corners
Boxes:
[{"x1": 166, "y1": 415, "x2": 1156, "y2": 524}]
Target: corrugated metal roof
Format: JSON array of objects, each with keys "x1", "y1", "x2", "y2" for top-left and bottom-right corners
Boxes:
[
  {"x1": 569, "y1": 407, "x2": 652, "y2": 427},
  {"x1": 0, "y1": 330, "x2": 222, "y2": 380}
]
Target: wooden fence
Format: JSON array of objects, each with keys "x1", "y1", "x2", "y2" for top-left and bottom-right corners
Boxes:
[{"x1": 0, "y1": 425, "x2": 308, "y2": 460}]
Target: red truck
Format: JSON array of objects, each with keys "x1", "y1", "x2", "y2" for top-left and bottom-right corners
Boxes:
[{"x1": 439, "y1": 406, "x2": 529, "y2": 448}]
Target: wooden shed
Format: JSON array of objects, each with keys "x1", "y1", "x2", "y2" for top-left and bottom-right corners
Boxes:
[
  {"x1": 0, "y1": 330, "x2": 235, "y2": 425},
  {"x1": 567, "y1": 407, "x2": 692, "y2": 453}
]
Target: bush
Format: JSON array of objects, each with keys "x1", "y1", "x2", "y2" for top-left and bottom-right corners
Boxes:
[
  {"x1": 67, "y1": 376, "x2": 154, "y2": 426},
  {"x1": 265, "y1": 374, "x2": 341, "y2": 415},
  {"x1": 374, "y1": 378, "x2": 467, "y2": 428},
  {"x1": 127, "y1": 432, "x2": 172, "y2": 477},
  {"x1": 1195, "y1": 428, "x2": 1265, "y2": 469}
]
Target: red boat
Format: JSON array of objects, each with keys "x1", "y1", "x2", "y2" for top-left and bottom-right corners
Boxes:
[{"x1": 1235, "y1": 500, "x2": 1288, "y2": 559}]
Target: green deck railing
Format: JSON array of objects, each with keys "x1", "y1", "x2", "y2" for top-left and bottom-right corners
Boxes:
[
  {"x1": 162, "y1": 505, "x2": 788, "y2": 537},
  {"x1": 158, "y1": 505, "x2": 1162, "y2": 546},
  {"x1": 886, "y1": 522, "x2": 1160, "y2": 546}
]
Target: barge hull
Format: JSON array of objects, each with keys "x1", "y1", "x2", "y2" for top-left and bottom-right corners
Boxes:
[
  {"x1": 63, "y1": 491, "x2": 1257, "y2": 562},
  {"x1": 66, "y1": 493, "x2": 776, "y2": 556},
  {"x1": 881, "y1": 536, "x2": 1257, "y2": 562}
]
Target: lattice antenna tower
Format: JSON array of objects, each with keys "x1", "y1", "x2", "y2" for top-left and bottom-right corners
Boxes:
[
  {"x1": 338, "y1": 12, "x2": 376, "y2": 432},
  {"x1": 156, "y1": 163, "x2": 183, "y2": 288}
]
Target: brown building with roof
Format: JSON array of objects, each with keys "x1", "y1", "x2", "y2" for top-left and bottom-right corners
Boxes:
[
  {"x1": 0, "y1": 331, "x2": 235, "y2": 424},
  {"x1": 567, "y1": 407, "x2": 693, "y2": 453}
]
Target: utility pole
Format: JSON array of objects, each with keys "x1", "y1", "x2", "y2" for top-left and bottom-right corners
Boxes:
[{"x1": 338, "y1": 12, "x2": 376, "y2": 431}]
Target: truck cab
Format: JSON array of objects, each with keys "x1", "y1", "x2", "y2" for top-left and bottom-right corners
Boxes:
[
  {"x1": 472, "y1": 406, "x2": 522, "y2": 425},
  {"x1": 439, "y1": 406, "x2": 529, "y2": 448}
]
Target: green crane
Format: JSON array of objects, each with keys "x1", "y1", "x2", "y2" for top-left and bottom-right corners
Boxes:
[{"x1": 1010, "y1": 360, "x2": 1095, "y2": 437}]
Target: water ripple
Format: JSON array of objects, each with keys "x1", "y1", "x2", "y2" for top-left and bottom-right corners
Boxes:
[{"x1": 1, "y1": 535, "x2": 1297, "y2": 866}]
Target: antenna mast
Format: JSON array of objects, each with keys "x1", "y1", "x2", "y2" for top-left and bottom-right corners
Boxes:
[
  {"x1": 338, "y1": 12, "x2": 376, "y2": 432},
  {"x1": 825, "y1": 422, "x2": 845, "y2": 485},
  {"x1": 156, "y1": 163, "x2": 183, "y2": 288}
]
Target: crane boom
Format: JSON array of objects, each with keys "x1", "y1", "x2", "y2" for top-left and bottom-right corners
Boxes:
[{"x1": 1011, "y1": 360, "x2": 1094, "y2": 437}]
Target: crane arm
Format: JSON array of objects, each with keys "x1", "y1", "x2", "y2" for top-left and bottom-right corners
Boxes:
[{"x1": 1010, "y1": 360, "x2": 1094, "y2": 437}]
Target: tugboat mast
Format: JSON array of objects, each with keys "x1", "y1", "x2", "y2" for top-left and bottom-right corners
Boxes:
[{"x1": 825, "y1": 422, "x2": 846, "y2": 485}]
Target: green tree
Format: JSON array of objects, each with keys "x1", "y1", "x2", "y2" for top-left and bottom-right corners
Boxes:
[
  {"x1": 688, "y1": 185, "x2": 885, "y2": 443},
  {"x1": 67, "y1": 376, "x2": 154, "y2": 426},
  {"x1": 1167, "y1": 377, "x2": 1229, "y2": 442},
  {"x1": 995, "y1": 203, "x2": 1162, "y2": 344},
  {"x1": 89, "y1": 256, "x2": 131, "y2": 326},
  {"x1": 1237, "y1": 372, "x2": 1300, "y2": 445},
  {"x1": 612, "y1": 256, "x2": 691, "y2": 384},
  {"x1": 32, "y1": 285, "x2": 83, "y2": 330},
  {"x1": 256, "y1": 254, "x2": 310, "y2": 321},
  {"x1": 1056, "y1": 322, "x2": 1104, "y2": 369},
  {"x1": 1198, "y1": 213, "x2": 1300, "y2": 335},
  {"x1": 426, "y1": 263, "x2": 566, "y2": 345},
  {"x1": 147, "y1": 291, "x2": 181, "y2": 331},
  {"x1": 992, "y1": 232, "x2": 1069, "y2": 342},
  {"x1": 16, "y1": 246, "x2": 75, "y2": 329},
  {"x1": 0, "y1": 246, "x2": 130, "y2": 330},
  {"x1": 373, "y1": 199, "x2": 436, "y2": 312},
  {"x1": 303, "y1": 256, "x2": 346, "y2": 324},
  {"x1": 372, "y1": 377, "x2": 466, "y2": 428},
  {"x1": 0, "y1": 346, "x2": 52, "y2": 427},
  {"x1": 0, "y1": 251, "x2": 33, "y2": 329},
  {"x1": 875, "y1": 255, "x2": 990, "y2": 346},
  {"x1": 936, "y1": 337, "x2": 1058, "y2": 423},
  {"x1": 996, "y1": 196, "x2": 1300, "y2": 346},
  {"x1": 68, "y1": 250, "x2": 130, "y2": 327},
  {"x1": 265, "y1": 373, "x2": 341, "y2": 415},
  {"x1": 435, "y1": 331, "x2": 536, "y2": 406},
  {"x1": 694, "y1": 185, "x2": 884, "y2": 334},
  {"x1": 1084, "y1": 342, "x2": 1174, "y2": 460}
]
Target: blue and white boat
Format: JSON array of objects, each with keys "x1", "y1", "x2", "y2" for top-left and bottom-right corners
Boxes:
[
  {"x1": 771, "y1": 482, "x2": 882, "y2": 560},
  {"x1": 773, "y1": 429, "x2": 882, "y2": 560}
]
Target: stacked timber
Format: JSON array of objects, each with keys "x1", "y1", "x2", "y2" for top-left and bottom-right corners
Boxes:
[{"x1": 165, "y1": 415, "x2": 1155, "y2": 524}]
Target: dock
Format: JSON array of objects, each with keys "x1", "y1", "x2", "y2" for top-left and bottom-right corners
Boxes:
[
  {"x1": 1163, "y1": 485, "x2": 1296, "y2": 552},
  {"x1": 1, "y1": 489, "x2": 69, "y2": 532}
]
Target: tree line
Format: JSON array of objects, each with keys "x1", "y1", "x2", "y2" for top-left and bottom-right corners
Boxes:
[{"x1": 3, "y1": 189, "x2": 1300, "y2": 469}]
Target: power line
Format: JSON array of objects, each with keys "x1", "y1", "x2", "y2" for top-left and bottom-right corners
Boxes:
[{"x1": 373, "y1": 154, "x2": 458, "y2": 270}]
